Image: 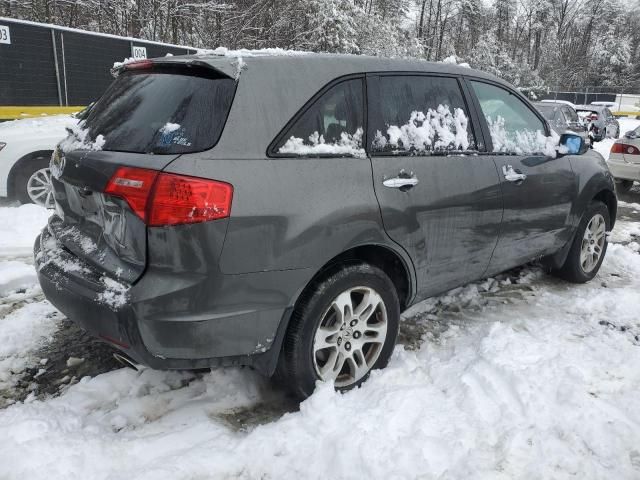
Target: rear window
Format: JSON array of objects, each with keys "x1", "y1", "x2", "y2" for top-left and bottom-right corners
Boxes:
[{"x1": 84, "y1": 66, "x2": 235, "y2": 154}]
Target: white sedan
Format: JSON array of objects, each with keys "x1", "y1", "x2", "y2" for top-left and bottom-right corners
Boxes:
[
  {"x1": 609, "y1": 124, "x2": 640, "y2": 193},
  {"x1": 0, "y1": 113, "x2": 79, "y2": 208}
]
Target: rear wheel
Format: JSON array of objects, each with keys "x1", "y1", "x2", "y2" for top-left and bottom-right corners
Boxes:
[
  {"x1": 553, "y1": 201, "x2": 609, "y2": 283},
  {"x1": 276, "y1": 263, "x2": 400, "y2": 399},
  {"x1": 14, "y1": 156, "x2": 55, "y2": 208}
]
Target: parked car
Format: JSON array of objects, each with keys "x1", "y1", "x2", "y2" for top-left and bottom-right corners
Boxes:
[
  {"x1": 35, "y1": 54, "x2": 617, "y2": 399},
  {"x1": 534, "y1": 102, "x2": 588, "y2": 141},
  {"x1": 590, "y1": 101, "x2": 616, "y2": 108},
  {"x1": 609, "y1": 125, "x2": 640, "y2": 193},
  {"x1": 575, "y1": 105, "x2": 620, "y2": 141},
  {"x1": 540, "y1": 99, "x2": 577, "y2": 109},
  {"x1": 0, "y1": 106, "x2": 91, "y2": 208}
]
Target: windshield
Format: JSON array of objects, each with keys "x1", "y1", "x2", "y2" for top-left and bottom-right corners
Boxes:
[
  {"x1": 83, "y1": 66, "x2": 235, "y2": 154},
  {"x1": 536, "y1": 105, "x2": 557, "y2": 121}
]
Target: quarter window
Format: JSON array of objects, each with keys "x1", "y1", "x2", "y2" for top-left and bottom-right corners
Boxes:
[
  {"x1": 471, "y1": 81, "x2": 554, "y2": 155},
  {"x1": 274, "y1": 78, "x2": 364, "y2": 157},
  {"x1": 370, "y1": 75, "x2": 476, "y2": 154}
]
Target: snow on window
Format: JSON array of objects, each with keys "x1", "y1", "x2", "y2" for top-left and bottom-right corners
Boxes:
[
  {"x1": 158, "y1": 122, "x2": 191, "y2": 147},
  {"x1": 58, "y1": 121, "x2": 105, "y2": 154},
  {"x1": 486, "y1": 115, "x2": 560, "y2": 157},
  {"x1": 373, "y1": 105, "x2": 471, "y2": 153},
  {"x1": 278, "y1": 127, "x2": 365, "y2": 157},
  {"x1": 160, "y1": 122, "x2": 181, "y2": 134}
]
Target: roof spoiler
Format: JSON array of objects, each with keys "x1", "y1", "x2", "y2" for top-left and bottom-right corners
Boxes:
[{"x1": 110, "y1": 57, "x2": 236, "y2": 79}]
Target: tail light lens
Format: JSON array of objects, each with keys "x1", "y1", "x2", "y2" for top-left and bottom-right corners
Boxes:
[
  {"x1": 611, "y1": 143, "x2": 640, "y2": 155},
  {"x1": 105, "y1": 167, "x2": 233, "y2": 226},
  {"x1": 105, "y1": 167, "x2": 158, "y2": 221},
  {"x1": 148, "y1": 172, "x2": 233, "y2": 226}
]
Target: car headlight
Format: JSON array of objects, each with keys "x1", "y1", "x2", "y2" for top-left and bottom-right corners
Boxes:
[{"x1": 0, "y1": 142, "x2": 6, "y2": 151}]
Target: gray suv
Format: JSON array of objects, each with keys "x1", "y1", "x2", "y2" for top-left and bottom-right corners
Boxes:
[{"x1": 35, "y1": 54, "x2": 617, "y2": 398}]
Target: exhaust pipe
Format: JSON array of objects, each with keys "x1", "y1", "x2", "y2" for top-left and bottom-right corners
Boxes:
[{"x1": 113, "y1": 353, "x2": 139, "y2": 371}]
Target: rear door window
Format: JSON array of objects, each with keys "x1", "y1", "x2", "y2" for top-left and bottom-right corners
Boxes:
[
  {"x1": 370, "y1": 75, "x2": 476, "y2": 154},
  {"x1": 470, "y1": 81, "x2": 552, "y2": 155},
  {"x1": 83, "y1": 66, "x2": 235, "y2": 154},
  {"x1": 273, "y1": 78, "x2": 365, "y2": 157}
]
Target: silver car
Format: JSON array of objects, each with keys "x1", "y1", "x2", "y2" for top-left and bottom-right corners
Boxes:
[
  {"x1": 575, "y1": 105, "x2": 620, "y2": 141},
  {"x1": 609, "y1": 125, "x2": 640, "y2": 192}
]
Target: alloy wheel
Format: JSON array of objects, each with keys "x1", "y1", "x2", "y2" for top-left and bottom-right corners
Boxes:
[
  {"x1": 27, "y1": 167, "x2": 55, "y2": 208},
  {"x1": 580, "y1": 213, "x2": 606, "y2": 273},
  {"x1": 312, "y1": 286, "x2": 388, "y2": 387}
]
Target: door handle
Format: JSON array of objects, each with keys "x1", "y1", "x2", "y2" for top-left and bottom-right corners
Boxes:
[
  {"x1": 502, "y1": 165, "x2": 527, "y2": 183},
  {"x1": 383, "y1": 171, "x2": 419, "y2": 190}
]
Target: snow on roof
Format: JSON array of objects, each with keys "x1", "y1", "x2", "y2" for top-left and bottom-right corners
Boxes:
[
  {"x1": 0, "y1": 17, "x2": 197, "y2": 51},
  {"x1": 196, "y1": 46, "x2": 312, "y2": 57}
]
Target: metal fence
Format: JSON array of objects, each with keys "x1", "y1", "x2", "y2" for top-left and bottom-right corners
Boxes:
[
  {"x1": 0, "y1": 17, "x2": 197, "y2": 108},
  {"x1": 521, "y1": 85, "x2": 640, "y2": 114}
]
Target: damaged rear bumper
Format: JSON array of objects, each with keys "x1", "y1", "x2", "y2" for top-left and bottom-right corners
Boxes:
[{"x1": 34, "y1": 227, "x2": 297, "y2": 374}]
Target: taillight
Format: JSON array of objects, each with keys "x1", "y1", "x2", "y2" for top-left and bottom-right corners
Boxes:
[
  {"x1": 105, "y1": 167, "x2": 158, "y2": 221},
  {"x1": 611, "y1": 143, "x2": 640, "y2": 155},
  {"x1": 148, "y1": 172, "x2": 233, "y2": 226},
  {"x1": 104, "y1": 167, "x2": 233, "y2": 226},
  {"x1": 124, "y1": 59, "x2": 153, "y2": 71}
]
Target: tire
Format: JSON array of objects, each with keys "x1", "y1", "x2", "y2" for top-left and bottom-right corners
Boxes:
[
  {"x1": 553, "y1": 201, "x2": 610, "y2": 283},
  {"x1": 616, "y1": 180, "x2": 634, "y2": 194},
  {"x1": 13, "y1": 156, "x2": 54, "y2": 208},
  {"x1": 276, "y1": 263, "x2": 400, "y2": 399}
]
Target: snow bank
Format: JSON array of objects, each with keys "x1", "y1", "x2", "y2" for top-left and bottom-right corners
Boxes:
[
  {"x1": 0, "y1": 204, "x2": 51, "y2": 259},
  {"x1": 0, "y1": 262, "x2": 37, "y2": 297},
  {"x1": 279, "y1": 128, "x2": 365, "y2": 157},
  {"x1": 0, "y1": 301, "x2": 59, "y2": 390},
  {"x1": 374, "y1": 105, "x2": 471, "y2": 152},
  {"x1": 1, "y1": 223, "x2": 640, "y2": 478}
]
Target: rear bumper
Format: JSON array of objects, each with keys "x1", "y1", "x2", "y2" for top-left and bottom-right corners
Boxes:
[
  {"x1": 34, "y1": 228, "x2": 303, "y2": 374},
  {"x1": 608, "y1": 154, "x2": 640, "y2": 182}
]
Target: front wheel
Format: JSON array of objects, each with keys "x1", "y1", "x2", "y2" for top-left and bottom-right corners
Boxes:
[
  {"x1": 552, "y1": 201, "x2": 610, "y2": 283},
  {"x1": 14, "y1": 156, "x2": 55, "y2": 208},
  {"x1": 276, "y1": 263, "x2": 400, "y2": 399}
]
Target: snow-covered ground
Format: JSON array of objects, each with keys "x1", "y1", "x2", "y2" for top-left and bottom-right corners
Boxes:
[{"x1": 1, "y1": 192, "x2": 640, "y2": 478}]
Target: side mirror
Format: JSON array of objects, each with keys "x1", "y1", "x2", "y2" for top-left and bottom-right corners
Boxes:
[
  {"x1": 559, "y1": 133, "x2": 589, "y2": 156},
  {"x1": 624, "y1": 130, "x2": 637, "y2": 140}
]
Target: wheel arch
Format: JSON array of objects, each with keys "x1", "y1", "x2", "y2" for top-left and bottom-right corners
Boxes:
[
  {"x1": 7, "y1": 150, "x2": 54, "y2": 199},
  {"x1": 593, "y1": 188, "x2": 617, "y2": 229},
  {"x1": 305, "y1": 243, "x2": 414, "y2": 312}
]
